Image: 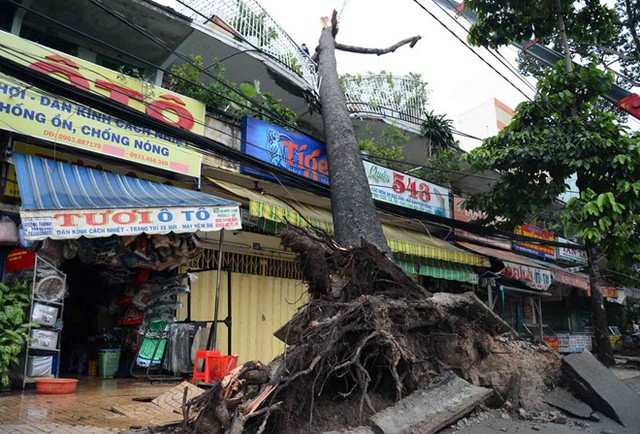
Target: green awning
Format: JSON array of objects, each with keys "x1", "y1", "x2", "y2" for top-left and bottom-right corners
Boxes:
[{"x1": 396, "y1": 254, "x2": 479, "y2": 284}]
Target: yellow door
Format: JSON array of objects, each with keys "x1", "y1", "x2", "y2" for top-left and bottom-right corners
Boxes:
[{"x1": 179, "y1": 271, "x2": 308, "y2": 363}]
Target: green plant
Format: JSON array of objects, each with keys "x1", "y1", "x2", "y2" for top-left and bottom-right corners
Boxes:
[
  {"x1": 417, "y1": 148, "x2": 461, "y2": 186},
  {"x1": 0, "y1": 278, "x2": 38, "y2": 388},
  {"x1": 169, "y1": 55, "x2": 229, "y2": 110},
  {"x1": 232, "y1": 0, "x2": 279, "y2": 47},
  {"x1": 169, "y1": 58, "x2": 297, "y2": 128},
  {"x1": 420, "y1": 110, "x2": 454, "y2": 157},
  {"x1": 358, "y1": 126, "x2": 408, "y2": 172}
]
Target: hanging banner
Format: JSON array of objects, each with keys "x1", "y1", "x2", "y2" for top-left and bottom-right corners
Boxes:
[
  {"x1": 453, "y1": 196, "x2": 511, "y2": 249},
  {"x1": 20, "y1": 205, "x2": 242, "y2": 240},
  {"x1": 0, "y1": 30, "x2": 204, "y2": 177},
  {"x1": 500, "y1": 261, "x2": 553, "y2": 291},
  {"x1": 241, "y1": 116, "x2": 451, "y2": 217},
  {"x1": 550, "y1": 268, "x2": 590, "y2": 292},
  {"x1": 514, "y1": 223, "x2": 555, "y2": 260},
  {"x1": 556, "y1": 236, "x2": 588, "y2": 265}
]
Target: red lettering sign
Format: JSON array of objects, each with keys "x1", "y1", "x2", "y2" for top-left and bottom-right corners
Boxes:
[{"x1": 27, "y1": 55, "x2": 198, "y2": 132}]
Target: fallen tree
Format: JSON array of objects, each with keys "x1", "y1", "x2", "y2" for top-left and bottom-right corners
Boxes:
[{"x1": 158, "y1": 227, "x2": 560, "y2": 434}]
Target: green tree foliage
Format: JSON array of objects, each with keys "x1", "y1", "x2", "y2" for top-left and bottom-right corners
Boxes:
[
  {"x1": 168, "y1": 56, "x2": 297, "y2": 128},
  {"x1": 463, "y1": 0, "x2": 633, "y2": 365},
  {"x1": 0, "y1": 278, "x2": 39, "y2": 389},
  {"x1": 466, "y1": 0, "x2": 616, "y2": 50},
  {"x1": 465, "y1": 59, "x2": 640, "y2": 364},
  {"x1": 613, "y1": 0, "x2": 640, "y2": 84},
  {"x1": 358, "y1": 126, "x2": 408, "y2": 172},
  {"x1": 465, "y1": 61, "x2": 640, "y2": 238}
]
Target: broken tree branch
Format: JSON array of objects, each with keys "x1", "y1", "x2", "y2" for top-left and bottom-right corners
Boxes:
[{"x1": 335, "y1": 36, "x2": 422, "y2": 55}]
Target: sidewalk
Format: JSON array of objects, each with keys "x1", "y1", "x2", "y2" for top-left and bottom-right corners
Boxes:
[
  {"x1": 0, "y1": 378, "x2": 179, "y2": 434},
  {"x1": 1, "y1": 364, "x2": 639, "y2": 434}
]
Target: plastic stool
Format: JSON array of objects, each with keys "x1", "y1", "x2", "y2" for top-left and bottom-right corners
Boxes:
[
  {"x1": 192, "y1": 350, "x2": 220, "y2": 384},
  {"x1": 213, "y1": 354, "x2": 239, "y2": 380}
]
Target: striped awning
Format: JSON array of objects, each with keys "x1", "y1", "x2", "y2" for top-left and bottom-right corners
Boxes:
[
  {"x1": 210, "y1": 179, "x2": 489, "y2": 268},
  {"x1": 396, "y1": 255, "x2": 479, "y2": 284},
  {"x1": 383, "y1": 225, "x2": 489, "y2": 267},
  {"x1": 15, "y1": 153, "x2": 242, "y2": 240}
]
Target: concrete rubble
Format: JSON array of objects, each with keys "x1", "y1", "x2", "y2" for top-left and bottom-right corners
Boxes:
[
  {"x1": 543, "y1": 387, "x2": 596, "y2": 419},
  {"x1": 369, "y1": 373, "x2": 492, "y2": 434},
  {"x1": 562, "y1": 350, "x2": 640, "y2": 427}
]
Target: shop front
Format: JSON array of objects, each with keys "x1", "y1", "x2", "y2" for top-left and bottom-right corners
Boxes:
[
  {"x1": 455, "y1": 241, "x2": 553, "y2": 338},
  {"x1": 179, "y1": 177, "x2": 490, "y2": 365},
  {"x1": 7, "y1": 153, "x2": 242, "y2": 386}
]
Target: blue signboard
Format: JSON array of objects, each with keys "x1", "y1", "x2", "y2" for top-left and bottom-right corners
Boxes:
[{"x1": 241, "y1": 116, "x2": 329, "y2": 184}]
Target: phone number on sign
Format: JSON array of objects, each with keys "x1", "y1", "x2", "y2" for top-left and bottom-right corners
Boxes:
[{"x1": 127, "y1": 152, "x2": 169, "y2": 167}]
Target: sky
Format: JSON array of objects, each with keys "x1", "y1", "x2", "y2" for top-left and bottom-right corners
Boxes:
[
  {"x1": 254, "y1": 0, "x2": 537, "y2": 121},
  {"x1": 160, "y1": 0, "x2": 639, "y2": 143}
]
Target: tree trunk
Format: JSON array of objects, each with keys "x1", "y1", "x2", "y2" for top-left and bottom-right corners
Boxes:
[
  {"x1": 585, "y1": 241, "x2": 614, "y2": 366},
  {"x1": 555, "y1": 0, "x2": 573, "y2": 74},
  {"x1": 316, "y1": 24, "x2": 391, "y2": 255}
]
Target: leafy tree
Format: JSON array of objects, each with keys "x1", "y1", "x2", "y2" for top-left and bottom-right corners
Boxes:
[
  {"x1": 464, "y1": 0, "x2": 635, "y2": 366},
  {"x1": 465, "y1": 59, "x2": 640, "y2": 365},
  {"x1": 608, "y1": 0, "x2": 640, "y2": 84}
]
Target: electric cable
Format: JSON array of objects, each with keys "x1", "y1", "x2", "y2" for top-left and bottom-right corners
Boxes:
[{"x1": 6, "y1": 0, "x2": 313, "y2": 136}]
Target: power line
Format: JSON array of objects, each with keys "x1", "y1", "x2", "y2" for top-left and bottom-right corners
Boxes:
[{"x1": 7, "y1": 0, "x2": 311, "y2": 136}]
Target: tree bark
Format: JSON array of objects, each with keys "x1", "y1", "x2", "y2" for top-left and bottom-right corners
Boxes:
[
  {"x1": 334, "y1": 36, "x2": 421, "y2": 55},
  {"x1": 316, "y1": 19, "x2": 391, "y2": 254},
  {"x1": 555, "y1": 0, "x2": 573, "y2": 74},
  {"x1": 585, "y1": 241, "x2": 615, "y2": 367}
]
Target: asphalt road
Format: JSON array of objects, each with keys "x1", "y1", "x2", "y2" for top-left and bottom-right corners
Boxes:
[{"x1": 439, "y1": 367, "x2": 640, "y2": 434}]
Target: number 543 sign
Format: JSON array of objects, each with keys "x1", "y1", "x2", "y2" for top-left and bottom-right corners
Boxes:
[{"x1": 364, "y1": 161, "x2": 451, "y2": 218}]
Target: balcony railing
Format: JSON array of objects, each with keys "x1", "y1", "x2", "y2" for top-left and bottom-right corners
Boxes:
[
  {"x1": 173, "y1": 0, "x2": 318, "y2": 90},
  {"x1": 342, "y1": 74, "x2": 429, "y2": 128}
]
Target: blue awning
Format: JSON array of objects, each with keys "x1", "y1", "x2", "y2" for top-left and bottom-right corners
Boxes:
[{"x1": 14, "y1": 153, "x2": 242, "y2": 240}]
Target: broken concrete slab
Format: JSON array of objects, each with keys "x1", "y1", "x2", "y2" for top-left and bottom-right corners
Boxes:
[
  {"x1": 543, "y1": 387, "x2": 594, "y2": 419},
  {"x1": 369, "y1": 373, "x2": 492, "y2": 434},
  {"x1": 322, "y1": 428, "x2": 375, "y2": 434},
  {"x1": 563, "y1": 350, "x2": 640, "y2": 427}
]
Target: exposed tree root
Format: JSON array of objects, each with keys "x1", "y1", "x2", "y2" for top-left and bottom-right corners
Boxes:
[{"x1": 158, "y1": 227, "x2": 560, "y2": 434}]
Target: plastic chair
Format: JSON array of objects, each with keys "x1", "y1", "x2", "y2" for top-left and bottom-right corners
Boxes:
[{"x1": 192, "y1": 350, "x2": 220, "y2": 384}]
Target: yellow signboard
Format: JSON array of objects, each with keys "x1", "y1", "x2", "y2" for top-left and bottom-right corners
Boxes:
[{"x1": 0, "y1": 30, "x2": 205, "y2": 177}]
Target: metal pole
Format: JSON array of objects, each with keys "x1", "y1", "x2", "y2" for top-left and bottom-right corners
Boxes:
[
  {"x1": 227, "y1": 268, "x2": 232, "y2": 356},
  {"x1": 488, "y1": 285, "x2": 493, "y2": 310},
  {"x1": 207, "y1": 229, "x2": 225, "y2": 351},
  {"x1": 538, "y1": 297, "x2": 544, "y2": 340},
  {"x1": 186, "y1": 275, "x2": 192, "y2": 321}
]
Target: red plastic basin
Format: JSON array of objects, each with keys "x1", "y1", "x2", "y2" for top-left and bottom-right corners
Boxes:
[{"x1": 35, "y1": 378, "x2": 78, "y2": 394}]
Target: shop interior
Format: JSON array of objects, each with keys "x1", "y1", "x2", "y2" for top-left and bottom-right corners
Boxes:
[{"x1": 8, "y1": 232, "x2": 229, "y2": 387}]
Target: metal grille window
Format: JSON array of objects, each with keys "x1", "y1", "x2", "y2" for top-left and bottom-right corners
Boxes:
[{"x1": 185, "y1": 249, "x2": 302, "y2": 280}]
